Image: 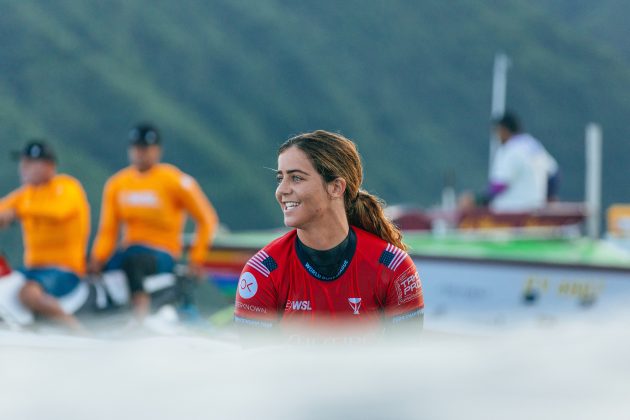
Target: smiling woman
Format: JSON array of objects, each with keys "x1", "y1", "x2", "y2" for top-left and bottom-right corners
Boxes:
[{"x1": 234, "y1": 130, "x2": 424, "y2": 341}]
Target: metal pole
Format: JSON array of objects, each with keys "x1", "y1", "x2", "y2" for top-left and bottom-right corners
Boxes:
[
  {"x1": 491, "y1": 53, "x2": 509, "y2": 117},
  {"x1": 585, "y1": 123, "x2": 602, "y2": 239},
  {"x1": 489, "y1": 53, "x2": 510, "y2": 176}
]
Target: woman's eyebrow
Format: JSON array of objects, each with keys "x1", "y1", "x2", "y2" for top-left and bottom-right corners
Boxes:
[{"x1": 277, "y1": 169, "x2": 309, "y2": 175}]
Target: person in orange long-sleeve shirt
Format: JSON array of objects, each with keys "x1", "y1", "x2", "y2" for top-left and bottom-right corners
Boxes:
[
  {"x1": 0, "y1": 141, "x2": 90, "y2": 329},
  {"x1": 89, "y1": 123, "x2": 218, "y2": 318}
]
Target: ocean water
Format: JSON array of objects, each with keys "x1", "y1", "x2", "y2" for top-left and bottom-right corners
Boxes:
[{"x1": 1, "y1": 317, "x2": 629, "y2": 420}]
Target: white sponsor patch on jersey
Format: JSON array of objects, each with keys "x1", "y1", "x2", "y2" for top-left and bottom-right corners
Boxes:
[
  {"x1": 394, "y1": 267, "x2": 421, "y2": 305},
  {"x1": 120, "y1": 191, "x2": 159, "y2": 207},
  {"x1": 285, "y1": 300, "x2": 312, "y2": 311},
  {"x1": 348, "y1": 298, "x2": 362, "y2": 315},
  {"x1": 238, "y1": 272, "x2": 258, "y2": 299},
  {"x1": 236, "y1": 301, "x2": 267, "y2": 313}
]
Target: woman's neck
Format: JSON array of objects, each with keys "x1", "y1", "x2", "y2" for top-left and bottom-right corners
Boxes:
[{"x1": 296, "y1": 209, "x2": 349, "y2": 250}]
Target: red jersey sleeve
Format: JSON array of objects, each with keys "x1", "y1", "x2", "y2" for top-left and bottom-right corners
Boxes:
[
  {"x1": 383, "y1": 253, "x2": 424, "y2": 324},
  {"x1": 234, "y1": 250, "x2": 279, "y2": 329}
]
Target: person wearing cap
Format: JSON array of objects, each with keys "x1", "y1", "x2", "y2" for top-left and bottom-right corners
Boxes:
[
  {"x1": 89, "y1": 123, "x2": 218, "y2": 319},
  {"x1": 459, "y1": 111, "x2": 560, "y2": 212},
  {"x1": 0, "y1": 141, "x2": 90, "y2": 329}
]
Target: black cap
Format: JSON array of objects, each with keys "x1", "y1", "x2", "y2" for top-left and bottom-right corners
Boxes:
[
  {"x1": 128, "y1": 123, "x2": 161, "y2": 146},
  {"x1": 11, "y1": 140, "x2": 56, "y2": 162},
  {"x1": 492, "y1": 111, "x2": 521, "y2": 133}
]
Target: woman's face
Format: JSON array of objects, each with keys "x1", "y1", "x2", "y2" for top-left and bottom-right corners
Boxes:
[{"x1": 276, "y1": 146, "x2": 333, "y2": 230}]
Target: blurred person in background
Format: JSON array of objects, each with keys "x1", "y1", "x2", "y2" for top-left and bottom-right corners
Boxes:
[
  {"x1": 0, "y1": 141, "x2": 90, "y2": 330},
  {"x1": 234, "y1": 130, "x2": 424, "y2": 342},
  {"x1": 89, "y1": 123, "x2": 218, "y2": 320},
  {"x1": 459, "y1": 111, "x2": 560, "y2": 212}
]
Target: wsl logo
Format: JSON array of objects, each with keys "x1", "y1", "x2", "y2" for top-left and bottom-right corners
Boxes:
[
  {"x1": 348, "y1": 298, "x2": 362, "y2": 315},
  {"x1": 286, "y1": 300, "x2": 312, "y2": 311}
]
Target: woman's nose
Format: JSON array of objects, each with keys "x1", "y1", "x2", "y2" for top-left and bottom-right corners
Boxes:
[{"x1": 276, "y1": 178, "x2": 291, "y2": 195}]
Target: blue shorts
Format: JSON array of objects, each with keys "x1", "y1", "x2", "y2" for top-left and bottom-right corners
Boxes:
[
  {"x1": 18, "y1": 268, "x2": 81, "y2": 298},
  {"x1": 104, "y1": 245, "x2": 175, "y2": 274}
]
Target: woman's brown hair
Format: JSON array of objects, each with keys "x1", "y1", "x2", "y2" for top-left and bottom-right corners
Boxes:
[{"x1": 278, "y1": 130, "x2": 406, "y2": 251}]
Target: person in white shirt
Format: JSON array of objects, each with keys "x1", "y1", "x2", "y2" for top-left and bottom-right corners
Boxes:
[{"x1": 460, "y1": 111, "x2": 559, "y2": 212}]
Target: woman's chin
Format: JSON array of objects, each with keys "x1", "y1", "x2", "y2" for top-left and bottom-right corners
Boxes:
[{"x1": 283, "y1": 215, "x2": 301, "y2": 229}]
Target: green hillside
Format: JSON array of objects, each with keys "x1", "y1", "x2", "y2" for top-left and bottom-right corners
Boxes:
[
  {"x1": 1, "y1": 0, "x2": 630, "y2": 262},
  {"x1": 531, "y1": 0, "x2": 630, "y2": 60}
]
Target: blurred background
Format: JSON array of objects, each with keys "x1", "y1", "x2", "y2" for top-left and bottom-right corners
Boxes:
[
  {"x1": 1, "y1": 0, "x2": 629, "y2": 261},
  {"x1": 2, "y1": 4, "x2": 630, "y2": 416}
]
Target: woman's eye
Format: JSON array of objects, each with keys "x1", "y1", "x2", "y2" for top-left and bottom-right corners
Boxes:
[
  {"x1": 292, "y1": 176, "x2": 302, "y2": 182},
  {"x1": 276, "y1": 176, "x2": 283, "y2": 184}
]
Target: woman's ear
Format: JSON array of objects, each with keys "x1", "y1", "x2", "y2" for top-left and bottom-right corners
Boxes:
[{"x1": 327, "y1": 178, "x2": 347, "y2": 199}]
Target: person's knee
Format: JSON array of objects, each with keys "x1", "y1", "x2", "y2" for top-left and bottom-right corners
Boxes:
[{"x1": 19, "y1": 281, "x2": 43, "y2": 308}]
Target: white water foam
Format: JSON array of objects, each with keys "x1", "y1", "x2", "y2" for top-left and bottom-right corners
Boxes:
[{"x1": 2, "y1": 316, "x2": 630, "y2": 420}]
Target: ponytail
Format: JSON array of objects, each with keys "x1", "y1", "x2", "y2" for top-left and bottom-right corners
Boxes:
[{"x1": 347, "y1": 190, "x2": 407, "y2": 251}]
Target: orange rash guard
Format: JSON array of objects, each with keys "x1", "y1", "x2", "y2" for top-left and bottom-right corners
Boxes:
[
  {"x1": 90, "y1": 163, "x2": 218, "y2": 266},
  {"x1": 0, "y1": 174, "x2": 90, "y2": 275}
]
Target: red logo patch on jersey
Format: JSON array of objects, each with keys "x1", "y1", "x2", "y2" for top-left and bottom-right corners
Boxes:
[{"x1": 394, "y1": 267, "x2": 421, "y2": 305}]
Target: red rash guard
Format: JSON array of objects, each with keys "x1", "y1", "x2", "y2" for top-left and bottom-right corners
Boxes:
[{"x1": 234, "y1": 226, "x2": 424, "y2": 334}]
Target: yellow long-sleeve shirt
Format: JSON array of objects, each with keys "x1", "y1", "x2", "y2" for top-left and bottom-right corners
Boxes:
[
  {"x1": 91, "y1": 163, "x2": 218, "y2": 265},
  {"x1": 0, "y1": 174, "x2": 90, "y2": 275}
]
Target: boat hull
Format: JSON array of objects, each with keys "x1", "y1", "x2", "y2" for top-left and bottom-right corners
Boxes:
[{"x1": 201, "y1": 231, "x2": 630, "y2": 331}]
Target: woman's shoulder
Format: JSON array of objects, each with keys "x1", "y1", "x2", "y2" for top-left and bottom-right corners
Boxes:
[
  {"x1": 351, "y1": 226, "x2": 389, "y2": 250},
  {"x1": 244, "y1": 230, "x2": 296, "y2": 279},
  {"x1": 351, "y1": 226, "x2": 410, "y2": 270},
  {"x1": 248, "y1": 229, "x2": 296, "y2": 261},
  {"x1": 261, "y1": 229, "x2": 296, "y2": 255}
]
